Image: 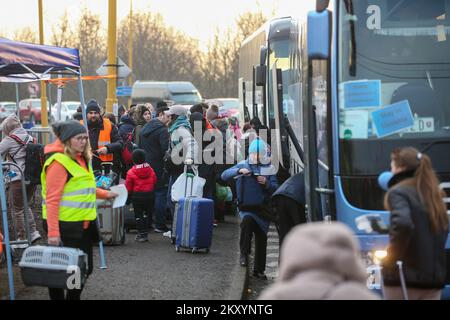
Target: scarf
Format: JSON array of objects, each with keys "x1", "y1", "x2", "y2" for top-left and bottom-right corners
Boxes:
[{"x1": 168, "y1": 115, "x2": 192, "y2": 134}]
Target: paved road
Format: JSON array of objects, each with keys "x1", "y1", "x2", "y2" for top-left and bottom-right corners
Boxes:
[
  {"x1": 247, "y1": 223, "x2": 279, "y2": 300},
  {"x1": 14, "y1": 215, "x2": 243, "y2": 300}
]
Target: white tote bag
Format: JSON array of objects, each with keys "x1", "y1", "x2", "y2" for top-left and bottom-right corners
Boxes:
[{"x1": 171, "y1": 166, "x2": 206, "y2": 202}]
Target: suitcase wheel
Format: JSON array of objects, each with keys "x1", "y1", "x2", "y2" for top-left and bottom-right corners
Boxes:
[
  {"x1": 205, "y1": 248, "x2": 210, "y2": 254},
  {"x1": 175, "y1": 246, "x2": 180, "y2": 252}
]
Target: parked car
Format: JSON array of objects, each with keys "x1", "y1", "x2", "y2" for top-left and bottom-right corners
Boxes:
[
  {"x1": 0, "y1": 102, "x2": 18, "y2": 116},
  {"x1": 18, "y1": 99, "x2": 50, "y2": 124},
  {"x1": 50, "y1": 101, "x2": 80, "y2": 122},
  {"x1": 206, "y1": 98, "x2": 240, "y2": 118}
]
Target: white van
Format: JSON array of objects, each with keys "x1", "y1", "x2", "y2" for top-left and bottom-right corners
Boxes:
[{"x1": 132, "y1": 81, "x2": 203, "y2": 106}]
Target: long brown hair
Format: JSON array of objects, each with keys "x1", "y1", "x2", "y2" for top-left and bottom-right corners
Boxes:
[{"x1": 386, "y1": 147, "x2": 448, "y2": 232}]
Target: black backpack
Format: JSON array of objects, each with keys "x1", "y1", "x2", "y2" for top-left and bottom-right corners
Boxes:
[{"x1": 10, "y1": 134, "x2": 45, "y2": 185}]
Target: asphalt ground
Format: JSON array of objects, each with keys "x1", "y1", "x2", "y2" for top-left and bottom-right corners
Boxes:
[{"x1": 3, "y1": 214, "x2": 245, "y2": 300}]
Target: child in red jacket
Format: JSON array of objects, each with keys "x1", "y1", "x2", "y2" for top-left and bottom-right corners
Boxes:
[{"x1": 125, "y1": 149, "x2": 157, "y2": 242}]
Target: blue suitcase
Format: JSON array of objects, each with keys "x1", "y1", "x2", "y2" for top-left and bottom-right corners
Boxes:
[{"x1": 175, "y1": 197, "x2": 214, "y2": 253}]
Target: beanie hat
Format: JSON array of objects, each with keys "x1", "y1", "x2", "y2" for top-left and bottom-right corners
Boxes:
[
  {"x1": 86, "y1": 99, "x2": 101, "y2": 114},
  {"x1": 249, "y1": 138, "x2": 267, "y2": 155},
  {"x1": 132, "y1": 149, "x2": 146, "y2": 165},
  {"x1": 206, "y1": 105, "x2": 219, "y2": 121},
  {"x1": 52, "y1": 121, "x2": 87, "y2": 142}
]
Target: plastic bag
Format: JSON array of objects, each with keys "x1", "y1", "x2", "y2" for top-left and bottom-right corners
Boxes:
[{"x1": 171, "y1": 169, "x2": 206, "y2": 202}]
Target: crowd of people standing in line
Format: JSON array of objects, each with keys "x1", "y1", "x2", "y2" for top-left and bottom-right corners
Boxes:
[{"x1": 1, "y1": 96, "x2": 448, "y2": 300}]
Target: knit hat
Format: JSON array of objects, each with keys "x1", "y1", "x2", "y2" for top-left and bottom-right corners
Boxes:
[
  {"x1": 206, "y1": 105, "x2": 219, "y2": 121},
  {"x1": 86, "y1": 99, "x2": 101, "y2": 114},
  {"x1": 132, "y1": 149, "x2": 146, "y2": 165},
  {"x1": 249, "y1": 138, "x2": 267, "y2": 155},
  {"x1": 52, "y1": 121, "x2": 87, "y2": 143},
  {"x1": 1, "y1": 114, "x2": 22, "y2": 136}
]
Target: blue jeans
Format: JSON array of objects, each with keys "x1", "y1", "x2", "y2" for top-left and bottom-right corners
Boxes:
[{"x1": 154, "y1": 186, "x2": 168, "y2": 229}]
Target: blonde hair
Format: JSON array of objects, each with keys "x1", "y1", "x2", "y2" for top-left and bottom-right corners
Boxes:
[{"x1": 63, "y1": 137, "x2": 93, "y2": 164}]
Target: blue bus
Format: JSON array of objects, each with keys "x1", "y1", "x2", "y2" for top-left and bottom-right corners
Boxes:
[{"x1": 239, "y1": 0, "x2": 450, "y2": 297}]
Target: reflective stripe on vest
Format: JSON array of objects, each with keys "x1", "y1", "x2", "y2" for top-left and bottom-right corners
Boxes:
[
  {"x1": 81, "y1": 118, "x2": 114, "y2": 162},
  {"x1": 41, "y1": 153, "x2": 97, "y2": 222}
]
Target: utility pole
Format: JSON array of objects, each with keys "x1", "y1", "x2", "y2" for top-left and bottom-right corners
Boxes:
[
  {"x1": 128, "y1": 0, "x2": 133, "y2": 108},
  {"x1": 38, "y1": 0, "x2": 49, "y2": 128},
  {"x1": 106, "y1": 0, "x2": 118, "y2": 113}
]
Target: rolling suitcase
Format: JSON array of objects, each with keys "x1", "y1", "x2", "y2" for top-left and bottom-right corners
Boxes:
[
  {"x1": 175, "y1": 197, "x2": 214, "y2": 254},
  {"x1": 97, "y1": 200, "x2": 126, "y2": 246}
]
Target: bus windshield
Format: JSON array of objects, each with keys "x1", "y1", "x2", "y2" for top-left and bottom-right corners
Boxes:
[{"x1": 338, "y1": 0, "x2": 450, "y2": 175}]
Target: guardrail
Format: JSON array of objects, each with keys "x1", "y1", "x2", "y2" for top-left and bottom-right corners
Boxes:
[{"x1": 26, "y1": 127, "x2": 55, "y2": 145}]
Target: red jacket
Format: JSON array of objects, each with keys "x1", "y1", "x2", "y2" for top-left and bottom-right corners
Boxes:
[{"x1": 125, "y1": 163, "x2": 157, "y2": 194}]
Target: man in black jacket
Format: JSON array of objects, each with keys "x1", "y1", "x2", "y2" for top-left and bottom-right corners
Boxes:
[
  {"x1": 139, "y1": 105, "x2": 171, "y2": 233},
  {"x1": 84, "y1": 99, "x2": 123, "y2": 172}
]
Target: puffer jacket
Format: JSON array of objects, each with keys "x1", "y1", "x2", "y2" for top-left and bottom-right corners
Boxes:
[
  {"x1": 259, "y1": 223, "x2": 380, "y2": 300},
  {"x1": 125, "y1": 163, "x2": 157, "y2": 195},
  {"x1": 382, "y1": 173, "x2": 448, "y2": 289},
  {"x1": 272, "y1": 172, "x2": 305, "y2": 205}
]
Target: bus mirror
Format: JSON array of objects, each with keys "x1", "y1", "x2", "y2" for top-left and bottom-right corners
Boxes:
[
  {"x1": 307, "y1": 10, "x2": 330, "y2": 60},
  {"x1": 259, "y1": 46, "x2": 267, "y2": 66},
  {"x1": 255, "y1": 65, "x2": 267, "y2": 86},
  {"x1": 316, "y1": 0, "x2": 330, "y2": 12}
]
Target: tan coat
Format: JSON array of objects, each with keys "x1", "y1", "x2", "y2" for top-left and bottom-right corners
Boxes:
[{"x1": 259, "y1": 222, "x2": 380, "y2": 300}]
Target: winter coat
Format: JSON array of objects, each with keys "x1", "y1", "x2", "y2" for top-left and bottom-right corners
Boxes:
[
  {"x1": 87, "y1": 117, "x2": 123, "y2": 171},
  {"x1": 259, "y1": 223, "x2": 380, "y2": 300},
  {"x1": 125, "y1": 163, "x2": 157, "y2": 201},
  {"x1": 272, "y1": 172, "x2": 305, "y2": 205},
  {"x1": 139, "y1": 119, "x2": 170, "y2": 188},
  {"x1": 168, "y1": 117, "x2": 199, "y2": 176},
  {"x1": 0, "y1": 115, "x2": 33, "y2": 182},
  {"x1": 118, "y1": 114, "x2": 136, "y2": 140},
  {"x1": 382, "y1": 172, "x2": 448, "y2": 289},
  {"x1": 221, "y1": 160, "x2": 278, "y2": 209}
]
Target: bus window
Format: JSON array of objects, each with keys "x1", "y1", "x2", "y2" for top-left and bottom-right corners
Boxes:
[{"x1": 338, "y1": 0, "x2": 450, "y2": 175}]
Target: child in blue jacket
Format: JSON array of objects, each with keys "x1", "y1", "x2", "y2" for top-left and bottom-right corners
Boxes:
[{"x1": 221, "y1": 138, "x2": 278, "y2": 279}]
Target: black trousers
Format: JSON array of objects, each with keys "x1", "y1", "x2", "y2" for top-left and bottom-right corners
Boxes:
[
  {"x1": 132, "y1": 200, "x2": 151, "y2": 236},
  {"x1": 44, "y1": 221, "x2": 96, "y2": 300},
  {"x1": 275, "y1": 197, "x2": 306, "y2": 248},
  {"x1": 240, "y1": 215, "x2": 267, "y2": 273}
]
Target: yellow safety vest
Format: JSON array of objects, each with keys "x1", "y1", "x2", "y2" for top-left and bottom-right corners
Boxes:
[{"x1": 41, "y1": 153, "x2": 97, "y2": 222}]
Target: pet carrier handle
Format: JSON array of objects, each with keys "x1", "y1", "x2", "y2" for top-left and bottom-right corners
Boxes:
[{"x1": 396, "y1": 261, "x2": 408, "y2": 300}]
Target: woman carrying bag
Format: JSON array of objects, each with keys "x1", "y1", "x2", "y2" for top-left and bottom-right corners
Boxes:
[
  {"x1": 42, "y1": 121, "x2": 117, "y2": 300},
  {"x1": 382, "y1": 147, "x2": 448, "y2": 300}
]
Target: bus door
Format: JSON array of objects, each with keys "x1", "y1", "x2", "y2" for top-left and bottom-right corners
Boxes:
[{"x1": 271, "y1": 66, "x2": 291, "y2": 179}]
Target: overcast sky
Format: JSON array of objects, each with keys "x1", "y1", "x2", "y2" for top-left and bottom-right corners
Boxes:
[{"x1": 0, "y1": 0, "x2": 314, "y2": 48}]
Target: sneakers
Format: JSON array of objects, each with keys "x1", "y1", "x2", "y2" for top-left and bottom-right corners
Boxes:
[
  {"x1": 11, "y1": 239, "x2": 29, "y2": 249},
  {"x1": 253, "y1": 271, "x2": 267, "y2": 280},
  {"x1": 213, "y1": 220, "x2": 218, "y2": 228},
  {"x1": 135, "y1": 234, "x2": 148, "y2": 242},
  {"x1": 154, "y1": 226, "x2": 170, "y2": 233},
  {"x1": 163, "y1": 230, "x2": 172, "y2": 238},
  {"x1": 239, "y1": 254, "x2": 248, "y2": 267},
  {"x1": 31, "y1": 231, "x2": 42, "y2": 243}
]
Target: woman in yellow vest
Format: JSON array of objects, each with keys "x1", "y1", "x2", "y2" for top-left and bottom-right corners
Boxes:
[{"x1": 42, "y1": 121, "x2": 117, "y2": 300}]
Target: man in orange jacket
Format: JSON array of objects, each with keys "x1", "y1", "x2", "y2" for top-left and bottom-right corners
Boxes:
[{"x1": 82, "y1": 99, "x2": 123, "y2": 172}]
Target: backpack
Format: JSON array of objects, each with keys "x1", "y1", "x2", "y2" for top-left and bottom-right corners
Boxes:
[
  {"x1": 9, "y1": 134, "x2": 45, "y2": 185},
  {"x1": 121, "y1": 130, "x2": 137, "y2": 165}
]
